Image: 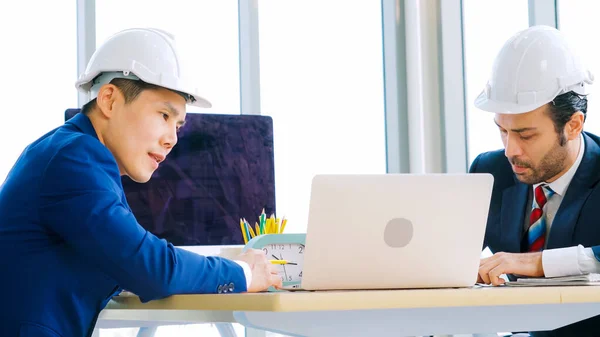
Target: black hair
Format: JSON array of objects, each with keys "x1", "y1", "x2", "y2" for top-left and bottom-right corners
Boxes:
[
  {"x1": 81, "y1": 78, "x2": 192, "y2": 114},
  {"x1": 547, "y1": 91, "x2": 588, "y2": 145}
]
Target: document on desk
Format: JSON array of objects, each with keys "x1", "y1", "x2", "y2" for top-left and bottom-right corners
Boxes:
[{"x1": 506, "y1": 273, "x2": 600, "y2": 287}]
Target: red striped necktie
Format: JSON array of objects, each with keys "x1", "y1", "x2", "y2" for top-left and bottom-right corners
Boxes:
[{"x1": 527, "y1": 184, "x2": 554, "y2": 252}]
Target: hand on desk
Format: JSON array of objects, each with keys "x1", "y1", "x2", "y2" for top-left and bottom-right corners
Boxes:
[
  {"x1": 478, "y1": 252, "x2": 544, "y2": 286},
  {"x1": 235, "y1": 249, "x2": 283, "y2": 292}
]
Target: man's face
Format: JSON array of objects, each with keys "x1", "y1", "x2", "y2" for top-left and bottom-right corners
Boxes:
[
  {"x1": 103, "y1": 88, "x2": 187, "y2": 183},
  {"x1": 495, "y1": 105, "x2": 569, "y2": 185}
]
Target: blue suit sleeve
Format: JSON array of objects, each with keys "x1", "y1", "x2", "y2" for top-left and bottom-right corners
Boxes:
[
  {"x1": 468, "y1": 153, "x2": 482, "y2": 174},
  {"x1": 38, "y1": 136, "x2": 247, "y2": 301},
  {"x1": 591, "y1": 246, "x2": 600, "y2": 262}
]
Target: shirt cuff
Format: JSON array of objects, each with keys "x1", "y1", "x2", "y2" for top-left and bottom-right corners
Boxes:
[
  {"x1": 542, "y1": 246, "x2": 581, "y2": 278},
  {"x1": 234, "y1": 260, "x2": 252, "y2": 290},
  {"x1": 579, "y1": 246, "x2": 600, "y2": 274}
]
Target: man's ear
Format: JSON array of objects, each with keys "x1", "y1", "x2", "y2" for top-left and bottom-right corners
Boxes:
[
  {"x1": 95, "y1": 84, "x2": 119, "y2": 119},
  {"x1": 565, "y1": 111, "x2": 585, "y2": 141}
]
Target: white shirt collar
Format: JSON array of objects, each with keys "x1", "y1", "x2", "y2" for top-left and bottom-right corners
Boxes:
[{"x1": 534, "y1": 133, "x2": 585, "y2": 196}]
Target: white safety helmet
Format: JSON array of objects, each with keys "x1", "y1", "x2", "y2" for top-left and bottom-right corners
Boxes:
[
  {"x1": 474, "y1": 25, "x2": 593, "y2": 114},
  {"x1": 75, "y1": 28, "x2": 211, "y2": 108}
]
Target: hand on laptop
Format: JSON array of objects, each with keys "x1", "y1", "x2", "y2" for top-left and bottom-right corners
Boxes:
[
  {"x1": 478, "y1": 252, "x2": 544, "y2": 286},
  {"x1": 235, "y1": 249, "x2": 283, "y2": 292}
]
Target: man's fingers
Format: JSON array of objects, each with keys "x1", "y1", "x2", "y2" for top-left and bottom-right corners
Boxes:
[
  {"x1": 479, "y1": 257, "x2": 500, "y2": 285},
  {"x1": 489, "y1": 265, "x2": 506, "y2": 286},
  {"x1": 478, "y1": 271, "x2": 490, "y2": 285},
  {"x1": 270, "y1": 274, "x2": 283, "y2": 288},
  {"x1": 478, "y1": 265, "x2": 491, "y2": 284},
  {"x1": 479, "y1": 252, "x2": 510, "y2": 285}
]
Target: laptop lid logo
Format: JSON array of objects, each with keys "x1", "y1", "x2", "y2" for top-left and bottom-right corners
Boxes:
[{"x1": 384, "y1": 218, "x2": 413, "y2": 248}]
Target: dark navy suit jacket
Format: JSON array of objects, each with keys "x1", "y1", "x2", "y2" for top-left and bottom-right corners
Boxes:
[
  {"x1": 0, "y1": 113, "x2": 247, "y2": 337},
  {"x1": 470, "y1": 132, "x2": 600, "y2": 337}
]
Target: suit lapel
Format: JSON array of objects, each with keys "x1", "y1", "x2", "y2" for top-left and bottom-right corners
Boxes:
[
  {"x1": 500, "y1": 181, "x2": 529, "y2": 253},
  {"x1": 547, "y1": 133, "x2": 600, "y2": 248}
]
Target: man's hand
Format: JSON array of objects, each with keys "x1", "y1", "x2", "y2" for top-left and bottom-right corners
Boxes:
[
  {"x1": 235, "y1": 249, "x2": 283, "y2": 292},
  {"x1": 478, "y1": 252, "x2": 544, "y2": 286}
]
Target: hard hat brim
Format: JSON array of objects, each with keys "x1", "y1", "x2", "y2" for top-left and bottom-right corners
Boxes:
[
  {"x1": 185, "y1": 92, "x2": 212, "y2": 108},
  {"x1": 474, "y1": 90, "x2": 550, "y2": 115},
  {"x1": 75, "y1": 71, "x2": 213, "y2": 109}
]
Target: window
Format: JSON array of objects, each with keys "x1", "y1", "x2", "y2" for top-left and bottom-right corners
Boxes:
[
  {"x1": 0, "y1": 3, "x2": 77, "y2": 181},
  {"x1": 558, "y1": 0, "x2": 600, "y2": 134},
  {"x1": 463, "y1": 0, "x2": 530, "y2": 165},
  {"x1": 95, "y1": 0, "x2": 240, "y2": 115},
  {"x1": 258, "y1": 1, "x2": 387, "y2": 233}
]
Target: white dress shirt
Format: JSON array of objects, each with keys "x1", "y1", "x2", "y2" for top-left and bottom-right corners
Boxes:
[
  {"x1": 234, "y1": 261, "x2": 253, "y2": 289},
  {"x1": 522, "y1": 134, "x2": 600, "y2": 277}
]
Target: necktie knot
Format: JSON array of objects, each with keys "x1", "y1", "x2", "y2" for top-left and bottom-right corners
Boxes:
[{"x1": 534, "y1": 184, "x2": 554, "y2": 209}]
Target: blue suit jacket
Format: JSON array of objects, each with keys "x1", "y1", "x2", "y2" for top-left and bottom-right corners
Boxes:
[
  {"x1": 0, "y1": 113, "x2": 247, "y2": 337},
  {"x1": 470, "y1": 131, "x2": 600, "y2": 337}
]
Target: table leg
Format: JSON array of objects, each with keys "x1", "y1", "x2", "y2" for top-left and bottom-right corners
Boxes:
[
  {"x1": 136, "y1": 327, "x2": 158, "y2": 337},
  {"x1": 245, "y1": 327, "x2": 268, "y2": 337},
  {"x1": 215, "y1": 323, "x2": 240, "y2": 337}
]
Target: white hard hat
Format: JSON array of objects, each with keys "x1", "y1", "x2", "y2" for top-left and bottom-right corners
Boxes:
[
  {"x1": 75, "y1": 28, "x2": 211, "y2": 108},
  {"x1": 474, "y1": 25, "x2": 594, "y2": 114}
]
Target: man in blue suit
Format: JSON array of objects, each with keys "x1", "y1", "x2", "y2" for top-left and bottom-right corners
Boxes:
[
  {"x1": 0, "y1": 28, "x2": 281, "y2": 337},
  {"x1": 470, "y1": 26, "x2": 598, "y2": 336}
]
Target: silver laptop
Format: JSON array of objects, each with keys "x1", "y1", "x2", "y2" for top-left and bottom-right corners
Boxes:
[{"x1": 298, "y1": 173, "x2": 493, "y2": 290}]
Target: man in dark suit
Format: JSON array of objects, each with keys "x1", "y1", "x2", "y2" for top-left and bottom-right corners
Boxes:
[
  {"x1": 0, "y1": 28, "x2": 281, "y2": 337},
  {"x1": 469, "y1": 26, "x2": 598, "y2": 336}
]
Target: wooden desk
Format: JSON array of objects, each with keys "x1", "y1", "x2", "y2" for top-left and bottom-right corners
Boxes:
[{"x1": 98, "y1": 286, "x2": 600, "y2": 336}]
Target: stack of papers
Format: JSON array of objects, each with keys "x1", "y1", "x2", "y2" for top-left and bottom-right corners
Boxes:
[{"x1": 506, "y1": 273, "x2": 600, "y2": 287}]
